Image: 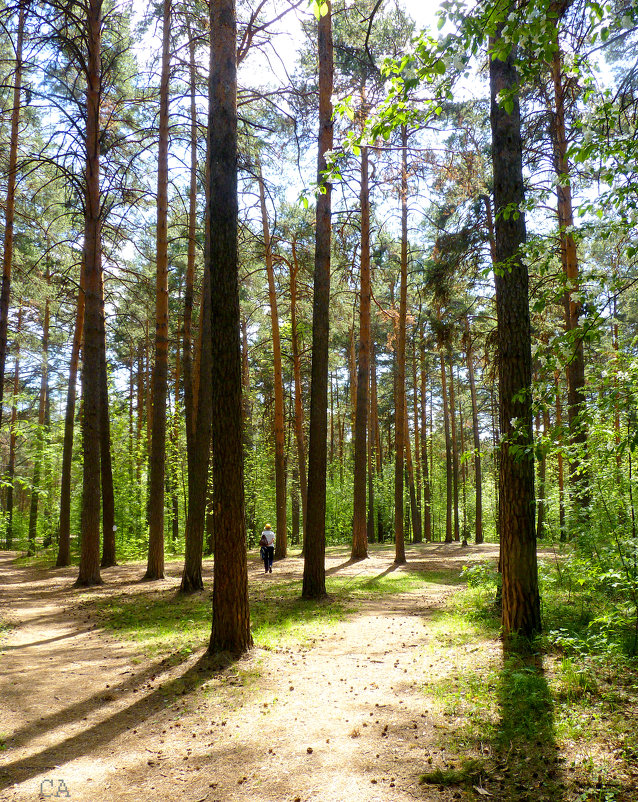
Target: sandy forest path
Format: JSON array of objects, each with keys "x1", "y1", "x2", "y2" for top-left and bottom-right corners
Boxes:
[{"x1": 0, "y1": 544, "x2": 498, "y2": 802}]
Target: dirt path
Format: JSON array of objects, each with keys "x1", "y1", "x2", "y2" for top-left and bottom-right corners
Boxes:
[{"x1": 0, "y1": 544, "x2": 497, "y2": 802}]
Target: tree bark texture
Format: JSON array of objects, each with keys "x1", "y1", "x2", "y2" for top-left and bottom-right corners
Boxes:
[
  {"x1": 448, "y1": 351, "x2": 460, "y2": 542},
  {"x1": 77, "y1": 0, "x2": 103, "y2": 587},
  {"x1": 419, "y1": 342, "x2": 432, "y2": 542},
  {"x1": 208, "y1": 0, "x2": 252, "y2": 652},
  {"x1": 440, "y1": 350, "x2": 453, "y2": 542},
  {"x1": 303, "y1": 1, "x2": 333, "y2": 599},
  {"x1": 490, "y1": 17, "x2": 541, "y2": 637}
]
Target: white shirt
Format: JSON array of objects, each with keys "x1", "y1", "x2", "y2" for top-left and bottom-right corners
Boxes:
[{"x1": 262, "y1": 529, "x2": 275, "y2": 547}]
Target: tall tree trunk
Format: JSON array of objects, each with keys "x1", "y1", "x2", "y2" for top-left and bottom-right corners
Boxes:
[
  {"x1": 180, "y1": 264, "x2": 212, "y2": 592},
  {"x1": 303, "y1": 0, "x2": 333, "y2": 600},
  {"x1": 290, "y1": 240, "x2": 307, "y2": 545},
  {"x1": 100, "y1": 268, "x2": 116, "y2": 567},
  {"x1": 0, "y1": 2, "x2": 25, "y2": 432},
  {"x1": 145, "y1": 0, "x2": 171, "y2": 581},
  {"x1": 550, "y1": 15, "x2": 589, "y2": 524},
  {"x1": 77, "y1": 0, "x2": 103, "y2": 586},
  {"x1": 394, "y1": 125, "x2": 409, "y2": 565},
  {"x1": 57, "y1": 274, "x2": 85, "y2": 566},
  {"x1": 448, "y1": 350, "x2": 460, "y2": 542},
  {"x1": 440, "y1": 350, "x2": 453, "y2": 542},
  {"x1": 352, "y1": 145, "x2": 370, "y2": 560},
  {"x1": 536, "y1": 406, "x2": 550, "y2": 541},
  {"x1": 208, "y1": 0, "x2": 252, "y2": 653},
  {"x1": 490, "y1": 15, "x2": 541, "y2": 637},
  {"x1": 420, "y1": 342, "x2": 432, "y2": 542},
  {"x1": 258, "y1": 165, "x2": 287, "y2": 559},
  {"x1": 183, "y1": 18, "x2": 198, "y2": 454},
  {"x1": 5, "y1": 303, "x2": 22, "y2": 549},
  {"x1": 464, "y1": 315, "x2": 483, "y2": 544}
]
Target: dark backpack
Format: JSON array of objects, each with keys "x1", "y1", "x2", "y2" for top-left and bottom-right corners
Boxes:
[{"x1": 259, "y1": 533, "x2": 268, "y2": 548}]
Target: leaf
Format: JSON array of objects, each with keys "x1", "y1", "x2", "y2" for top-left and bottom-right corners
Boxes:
[{"x1": 473, "y1": 787, "x2": 492, "y2": 796}]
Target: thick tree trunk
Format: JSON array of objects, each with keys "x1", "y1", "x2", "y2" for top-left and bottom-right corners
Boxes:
[
  {"x1": 352, "y1": 146, "x2": 370, "y2": 561},
  {"x1": 208, "y1": 0, "x2": 252, "y2": 653},
  {"x1": 77, "y1": 0, "x2": 103, "y2": 587},
  {"x1": 258, "y1": 166, "x2": 287, "y2": 560},
  {"x1": 99, "y1": 268, "x2": 116, "y2": 567},
  {"x1": 490, "y1": 18, "x2": 541, "y2": 637},
  {"x1": 5, "y1": 303, "x2": 22, "y2": 549},
  {"x1": 464, "y1": 315, "x2": 483, "y2": 544},
  {"x1": 57, "y1": 275, "x2": 85, "y2": 566},
  {"x1": 394, "y1": 125, "x2": 409, "y2": 565},
  {"x1": 303, "y1": 1, "x2": 333, "y2": 599},
  {"x1": 0, "y1": 2, "x2": 25, "y2": 432}
]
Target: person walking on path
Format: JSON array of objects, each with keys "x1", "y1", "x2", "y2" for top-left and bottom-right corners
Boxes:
[{"x1": 260, "y1": 524, "x2": 275, "y2": 573}]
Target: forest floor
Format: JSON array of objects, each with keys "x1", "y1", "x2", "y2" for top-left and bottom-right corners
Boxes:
[{"x1": 0, "y1": 542, "x2": 636, "y2": 802}]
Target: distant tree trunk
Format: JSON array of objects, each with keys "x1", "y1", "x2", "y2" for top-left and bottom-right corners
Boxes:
[
  {"x1": 394, "y1": 125, "x2": 409, "y2": 565},
  {"x1": 535, "y1": 407, "x2": 550, "y2": 541},
  {"x1": 169, "y1": 345, "x2": 181, "y2": 550},
  {"x1": 448, "y1": 351, "x2": 460, "y2": 542},
  {"x1": 367, "y1": 336, "x2": 376, "y2": 545},
  {"x1": 0, "y1": 2, "x2": 25, "y2": 432},
  {"x1": 100, "y1": 268, "x2": 116, "y2": 567},
  {"x1": 404, "y1": 398, "x2": 421, "y2": 543},
  {"x1": 5, "y1": 303, "x2": 22, "y2": 549},
  {"x1": 371, "y1": 337, "x2": 384, "y2": 542},
  {"x1": 464, "y1": 315, "x2": 483, "y2": 544},
  {"x1": 440, "y1": 350, "x2": 453, "y2": 542},
  {"x1": 491, "y1": 379, "x2": 500, "y2": 542},
  {"x1": 77, "y1": 1, "x2": 105, "y2": 586},
  {"x1": 58, "y1": 275, "x2": 85, "y2": 566},
  {"x1": 208, "y1": 0, "x2": 252, "y2": 652},
  {"x1": 258, "y1": 165, "x2": 287, "y2": 560},
  {"x1": 180, "y1": 206, "x2": 212, "y2": 592},
  {"x1": 348, "y1": 320, "x2": 357, "y2": 436},
  {"x1": 303, "y1": 0, "x2": 333, "y2": 600},
  {"x1": 290, "y1": 240, "x2": 307, "y2": 545},
  {"x1": 352, "y1": 145, "x2": 370, "y2": 561},
  {"x1": 145, "y1": 0, "x2": 171, "y2": 581},
  {"x1": 183, "y1": 18, "x2": 198, "y2": 454},
  {"x1": 550, "y1": 14, "x2": 589, "y2": 523},
  {"x1": 420, "y1": 342, "x2": 432, "y2": 542},
  {"x1": 555, "y1": 370, "x2": 566, "y2": 541},
  {"x1": 412, "y1": 339, "x2": 422, "y2": 541},
  {"x1": 490, "y1": 16, "x2": 541, "y2": 637}
]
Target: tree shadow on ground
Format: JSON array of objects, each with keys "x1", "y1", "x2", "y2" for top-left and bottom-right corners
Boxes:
[
  {"x1": 0, "y1": 649, "x2": 238, "y2": 792},
  {"x1": 492, "y1": 641, "x2": 565, "y2": 801}
]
